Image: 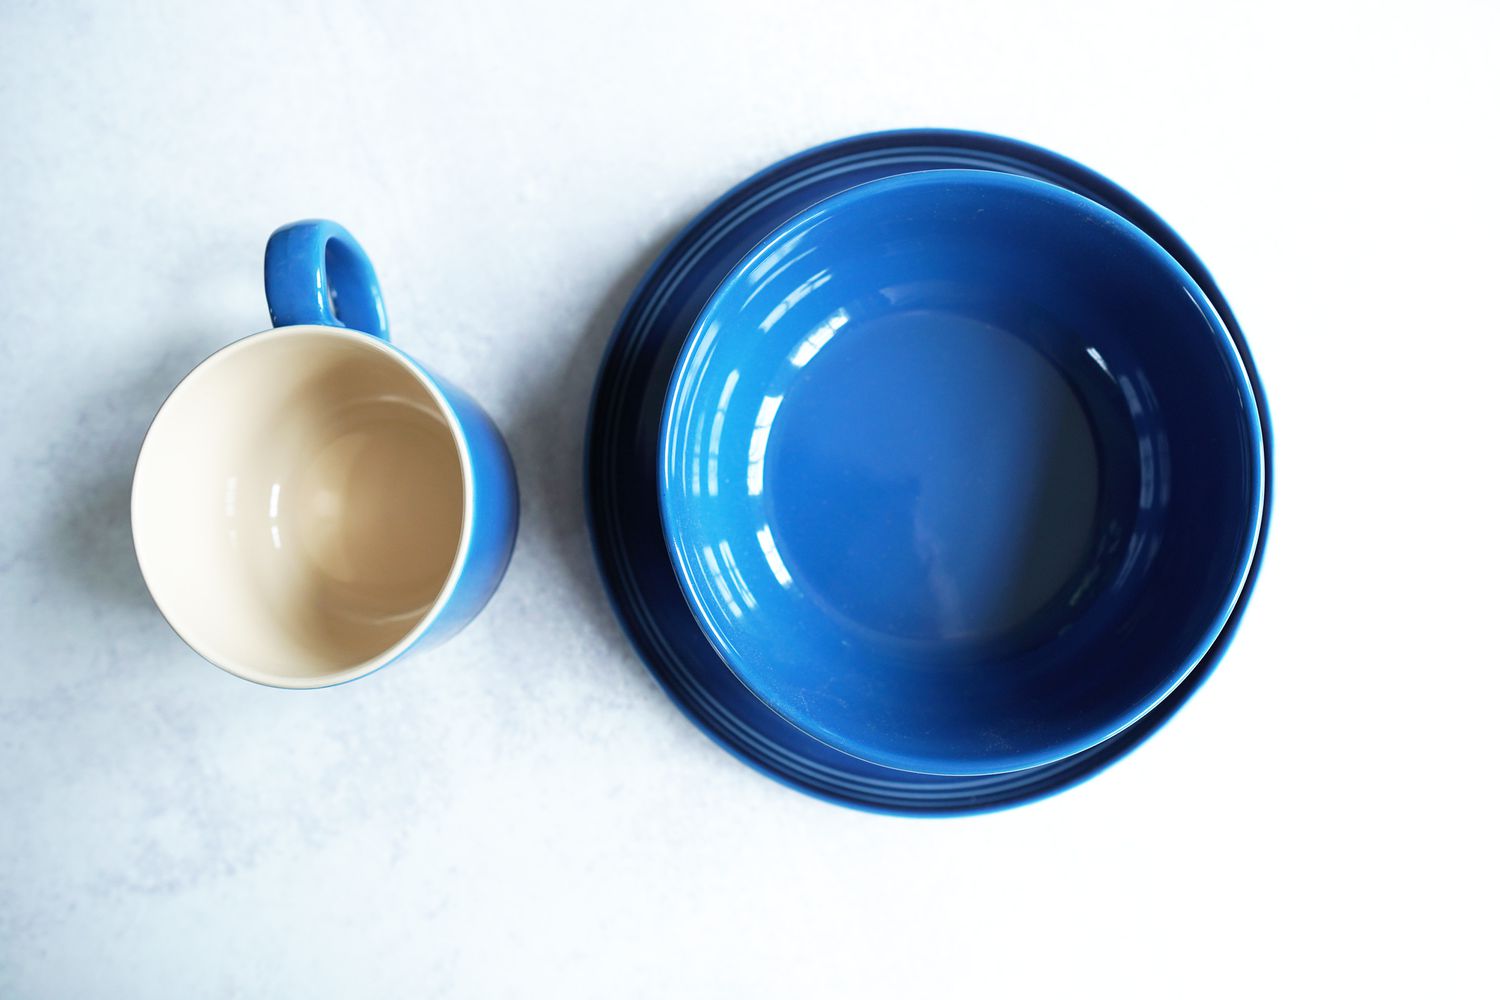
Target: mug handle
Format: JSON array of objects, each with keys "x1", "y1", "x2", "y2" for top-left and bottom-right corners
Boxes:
[{"x1": 263, "y1": 219, "x2": 389, "y2": 341}]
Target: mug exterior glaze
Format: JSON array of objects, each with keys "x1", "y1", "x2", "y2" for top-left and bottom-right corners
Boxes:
[
  {"x1": 659, "y1": 170, "x2": 1264, "y2": 775},
  {"x1": 132, "y1": 220, "x2": 518, "y2": 688}
]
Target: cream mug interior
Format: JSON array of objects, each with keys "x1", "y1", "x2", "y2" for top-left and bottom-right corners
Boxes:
[{"x1": 132, "y1": 325, "x2": 469, "y2": 687}]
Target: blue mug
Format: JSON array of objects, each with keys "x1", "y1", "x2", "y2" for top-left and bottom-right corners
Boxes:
[
  {"x1": 659, "y1": 170, "x2": 1265, "y2": 775},
  {"x1": 132, "y1": 220, "x2": 518, "y2": 687}
]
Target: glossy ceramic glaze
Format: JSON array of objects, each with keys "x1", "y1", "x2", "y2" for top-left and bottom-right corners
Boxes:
[
  {"x1": 588, "y1": 129, "x2": 1273, "y2": 812},
  {"x1": 132, "y1": 221, "x2": 518, "y2": 687},
  {"x1": 659, "y1": 170, "x2": 1264, "y2": 775}
]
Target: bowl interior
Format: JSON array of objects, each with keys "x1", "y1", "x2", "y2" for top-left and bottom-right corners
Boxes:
[
  {"x1": 132, "y1": 327, "x2": 466, "y2": 685},
  {"x1": 660, "y1": 170, "x2": 1263, "y2": 774}
]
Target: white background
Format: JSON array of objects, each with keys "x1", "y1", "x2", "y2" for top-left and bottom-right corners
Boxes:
[{"x1": 2, "y1": 1, "x2": 1496, "y2": 996}]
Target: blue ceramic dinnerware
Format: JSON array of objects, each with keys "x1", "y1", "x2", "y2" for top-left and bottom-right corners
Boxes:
[
  {"x1": 659, "y1": 170, "x2": 1264, "y2": 775},
  {"x1": 587, "y1": 129, "x2": 1273, "y2": 813}
]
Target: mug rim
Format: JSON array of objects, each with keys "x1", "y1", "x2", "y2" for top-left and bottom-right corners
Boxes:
[
  {"x1": 130, "y1": 324, "x2": 476, "y2": 689},
  {"x1": 657, "y1": 167, "x2": 1267, "y2": 774}
]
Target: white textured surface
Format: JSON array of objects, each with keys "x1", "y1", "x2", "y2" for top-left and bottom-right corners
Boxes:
[{"x1": 2, "y1": 1, "x2": 1496, "y2": 996}]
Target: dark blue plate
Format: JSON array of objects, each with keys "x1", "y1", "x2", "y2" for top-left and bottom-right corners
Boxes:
[{"x1": 585, "y1": 129, "x2": 1273, "y2": 815}]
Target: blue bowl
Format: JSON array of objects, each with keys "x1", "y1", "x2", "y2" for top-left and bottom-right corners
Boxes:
[{"x1": 659, "y1": 169, "x2": 1265, "y2": 775}]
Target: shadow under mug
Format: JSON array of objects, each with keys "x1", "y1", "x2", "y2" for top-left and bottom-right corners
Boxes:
[{"x1": 132, "y1": 220, "x2": 518, "y2": 687}]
